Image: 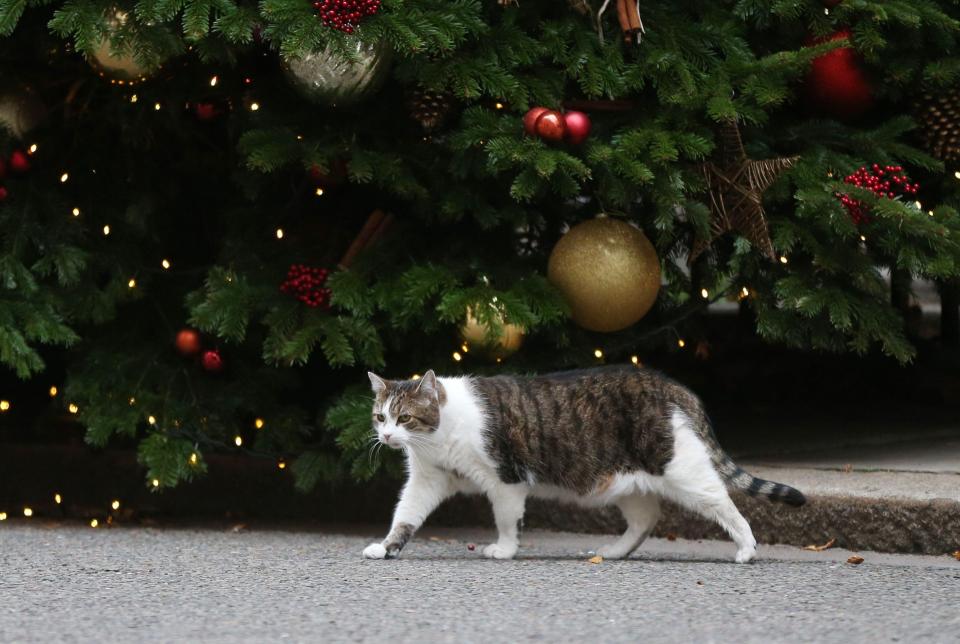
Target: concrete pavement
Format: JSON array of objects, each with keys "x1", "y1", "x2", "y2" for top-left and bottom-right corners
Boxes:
[{"x1": 1, "y1": 524, "x2": 958, "y2": 643}]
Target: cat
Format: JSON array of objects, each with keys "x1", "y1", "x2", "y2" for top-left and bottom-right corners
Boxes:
[{"x1": 361, "y1": 366, "x2": 805, "y2": 563}]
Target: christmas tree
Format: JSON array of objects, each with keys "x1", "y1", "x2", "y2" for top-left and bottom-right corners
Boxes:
[{"x1": 1, "y1": 0, "x2": 958, "y2": 491}]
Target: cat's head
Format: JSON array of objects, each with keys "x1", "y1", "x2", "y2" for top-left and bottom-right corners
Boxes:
[{"x1": 367, "y1": 370, "x2": 443, "y2": 449}]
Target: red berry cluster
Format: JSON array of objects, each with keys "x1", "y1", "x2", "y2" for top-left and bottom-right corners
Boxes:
[
  {"x1": 312, "y1": 0, "x2": 381, "y2": 34},
  {"x1": 839, "y1": 164, "x2": 919, "y2": 224},
  {"x1": 280, "y1": 264, "x2": 332, "y2": 308}
]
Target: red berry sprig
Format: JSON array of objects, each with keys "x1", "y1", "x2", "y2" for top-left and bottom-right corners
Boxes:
[
  {"x1": 280, "y1": 264, "x2": 332, "y2": 308},
  {"x1": 312, "y1": 0, "x2": 381, "y2": 34},
  {"x1": 839, "y1": 164, "x2": 919, "y2": 225}
]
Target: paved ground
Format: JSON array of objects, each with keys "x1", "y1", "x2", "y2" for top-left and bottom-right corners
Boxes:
[{"x1": 1, "y1": 524, "x2": 958, "y2": 643}]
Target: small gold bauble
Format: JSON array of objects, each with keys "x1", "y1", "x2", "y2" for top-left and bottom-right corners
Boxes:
[
  {"x1": 547, "y1": 216, "x2": 661, "y2": 332},
  {"x1": 460, "y1": 308, "x2": 524, "y2": 360}
]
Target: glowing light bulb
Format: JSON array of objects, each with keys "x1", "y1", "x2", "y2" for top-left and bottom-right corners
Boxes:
[
  {"x1": 60, "y1": 172, "x2": 69, "y2": 183},
  {"x1": 461, "y1": 343, "x2": 469, "y2": 353},
  {"x1": 275, "y1": 228, "x2": 284, "y2": 239},
  {"x1": 161, "y1": 259, "x2": 171, "y2": 269},
  {"x1": 250, "y1": 102, "x2": 260, "y2": 111},
  {"x1": 103, "y1": 225, "x2": 111, "y2": 236},
  {"x1": 929, "y1": 210, "x2": 935, "y2": 217},
  {"x1": 315, "y1": 188, "x2": 324, "y2": 196},
  {"x1": 0, "y1": 512, "x2": 6, "y2": 520},
  {"x1": 68, "y1": 403, "x2": 79, "y2": 414},
  {"x1": 23, "y1": 507, "x2": 33, "y2": 517},
  {"x1": 49, "y1": 386, "x2": 58, "y2": 397},
  {"x1": 452, "y1": 351, "x2": 462, "y2": 362},
  {"x1": 678, "y1": 339, "x2": 686, "y2": 348},
  {"x1": 189, "y1": 453, "x2": 198, "y2": 465},
  {"x1": 54, "y1": 494, "x2": 62, "y2": 504},
  {"x1": 741, "y1": 287, "x2": 750, "y2": 298},
  {"x1": 152, "y1": 479, "x2": 160, "y2": 488},
  {"x1": 127, "y1": 278, "x2": 136, "y2": 289},
  {"x1": 130, "y1": 94, "x2": 138, "y2": 103},
  {"x1": 147, "y1": 415, "x2": 156, "y2": 425},
  {"x1": 154, "y1": 103, "x2": 161, "y2": 111},
  {"x1": 631, "y1": 355, "x2": 639, "y2": 365},
  {"x1": 254, "y1": 418, "x2": 264, "y2": 429},
  {"x1": 128, "y1": 397, "x2": 136, "y2": 405},
  {"x1": 495, "y1": 102, "x2": 504, "y2": 109},
  {"x1": 700, "y1": 288, "x2": 709, "y2": 299},
  {"x1": 0, "y1": 400, "x2": 9, "y2": 411},
  {"x1": 278, "y1": 460, "x2": 287, "y2": 470},
  {"x1": 411, "y1": 374, "x2": 421, "y2": 380},
  {"x1": 111, "y1": 500, "x2": 120, "y2": 510},
  {"x1": 90, "y1": 519, "x2": 99, "y2": 528},
  {"x1": 955, "y1": 171, "x2": 960, "y2": 180},
  {"x1": 234, "y1": 435, "x2": 243, "y2": 447},
  {"x1": 914, "y1": 201, "x2": 922, "y2": 209},
  {"x1": 28, "y1": 144, "x2": 37, "y2": 154},
  {"x1": 594, "y1": 349, "x2": 603, "y2": 359},
  {"x1": 72, "y1": 207, "x2": 80, "y2": 217},
  {"x1": 860, "y1": 235, "x2": 867, "y2": 242},
  {"x1": 779, "y1": 256, "x2": 789, "y2": 264},
  {"x1": 210, "y1": 75, "x2": 218, "y2": 87}
]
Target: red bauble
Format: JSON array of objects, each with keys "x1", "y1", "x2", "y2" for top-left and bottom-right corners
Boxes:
[
  {"x1": 280, "y1": 264, "x2": 333, "y2": 308},
  {"x1": 312, "y1": 0, "x2": 381, "y2": 34},
  {"x1": 535, "y1": 110, "x2": 566, "y2": 142},
  {"x1": 194, "y1": 102, "x2": 220, "y2": 121},
  {"x1": 805, "y1": 30, "x2": 873, "y2": 120},
  {"x1": 523, "y1": 107, "x2": 548, "y2": 136},
  {"x1": 9, "y1": 150, "x2": 30, "y2": 173},
  {"x1": 201, "y1": 350, "x2": 224, "y2": 373},
  {"x1": 563, "y1": 111, "x2": 592, "y2": 145},
  {"x1": 175, "y1": 329, "x2": 202, "y2": 357},
  {"x1": 0, "y1": 186, "x2": 7, "y2": 202}
]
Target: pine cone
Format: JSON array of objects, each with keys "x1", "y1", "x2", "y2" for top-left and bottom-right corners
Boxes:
[
  {"x1": 409, "y1": 87, "x2": 453, "y2": 131},
  {"x1": 916, "y1": 88, "x2": 960, "y2": 166}
]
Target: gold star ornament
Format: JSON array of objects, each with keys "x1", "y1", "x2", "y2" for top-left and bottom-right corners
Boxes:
[{"x1": 690, "y1": 119, "x2": 798, "y2": 263}]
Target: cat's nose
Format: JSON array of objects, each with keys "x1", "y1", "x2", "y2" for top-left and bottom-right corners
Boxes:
[{"x1": 382, "y1": 433, "x2": 392, "y2": 443}]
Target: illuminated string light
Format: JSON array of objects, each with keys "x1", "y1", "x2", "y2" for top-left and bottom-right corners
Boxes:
[
  {"x1": 275, "y1": 228, "x2": 284, "y2": 239},
  {"x1": 130, "y1": 94, "x2": 138, "y2": 103},
  {"x1": 411, "y1": 374, "x2": 421, "y2": 380},
  {"x1": 54, "y1": 493, "x2": 62, "y2": 504},
  {"x1": 127, "y1": 278, "x2": 136, "y2": 289},
  {"x1": 593, "y1": 349, "x2": 603, "y2": 359},
  {"x1": 111, "y1": 500, "x2": 120, "y2": 510},
  {"x1": 154, "y1": 103, "x2": 161, "y2": 111},
  {"x1": 103, "y1": 225, "x2": 111, "y2": 236},
  {"x1": 49, "y1": 386, "x2": 58, "y2": 397},
  {"x1": 128, "y1": 397, "x2": 136, "y2": 406},
  {"x1": 23, "y1": 507, "x2": 33, "y2": 517},
  {"x1": 152, "y1": 479, "x2": 160, "y2": 488},
  {"x1": 495, "y1": 102, "x2": 504, "y2": 109},
  {"x1": 72, "y1": 207, "x2": 80, "y2": 217},
  {"x1": 28, "y1": 144, "x2": 37, "y2": 154},
  {"x1": 250, "y1": 102, "x2": 260, "y2": 111},
  {"x1": 678, "y1": 339, "x2": 686, "y2": 348},
  {"x1": 0, "y1": 400, "x2": 9, "y2": 412},
  {"x1": 914, "y1": 201, "x2": 922, "y2": 209},
  {"x1": 278, "y1": 460, "x2": 287, "y2": 470},
  {"x1": 189, "y1": 453, "x2": 198, "y2": 465},
  {"x1": 68, "y1": 403, "x2": 79, "y2": 414},
  {"x1": 955, "y1": 171, "x2": 960, "y2": 180},
  {"x1": 452, "y1": 351, "x2": 462, "y2": 362},
  {"x1": 60, "y1": 172, "x2": 69, "y2": 183},
  {"x1": 495, "y1": 357, "x2": 502, "y2": 364},
  {"x1": 90, "y1": 519, "x2": 99, "y2": 528},
  {"x1": 234, "y1": 435, "x2": 243, "y2": 447},
  {"x1": 161, "y1": 259, "x2": 171, "y2": 269},
  {"x1": 0, "y1": 512, "x2": 6, "y2": 520},
  {"x1": 929, "y1": 210, "x2": 935, "y2": 217},
  {"x1": 315, "y1": 188, "x2": 324, "y2": 196},
  {"x1": 779, "y1": 256, "x2": 789, "y2": 265},
  {"x1": 147, "y1": 415, "x2": 156, "y2": 425},
  {"x1": 461, "y1": 343, "x2": 469, "y2": 353},
  {"x1": 860, "y1": 235, "x2": 867, "y2": 242},
  {"x1": 254, "y1": 418, "x2": 264, "y2": 429},
  {"x1": 209, "y1": 75, "x2": 218, "y2": 87},
  {"x1": 630, "y1": 355, "x2": 639, "y2": 365},
  {"x1": 741, "y1": 287, "x2": 750, "y2": 298},
  {"x1": 700, "y1": 288, "x2": 709, "y2": 299}
]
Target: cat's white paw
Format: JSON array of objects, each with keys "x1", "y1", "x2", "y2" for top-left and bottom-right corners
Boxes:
[
  {"x1": 482, "y1": 543, "x2": 517, "y2": 560},
  {"x1": 597, "y1": 544, "x2": 630, "y2": 560},
  {"x1": 735, "y1": 545, "x2": 756, "y2": 564},
  {"x1": 363, "y1": 543, "x2": 387, "y2": 559}
]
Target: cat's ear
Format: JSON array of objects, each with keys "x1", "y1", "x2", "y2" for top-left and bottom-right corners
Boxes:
[
  {"x1": 415, "y1": 369, "x2": 438, "y2": 396},
  {"x1": 368, "y1": 372, "x2": 388, "y2": 394}
]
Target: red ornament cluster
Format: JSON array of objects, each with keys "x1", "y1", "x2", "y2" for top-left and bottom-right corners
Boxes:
[
  {"x1": 522, "y1": 107, "x2": 592, "y2": 145},
  {"x1": 174, "y1": 328, "x2": 224, "y2": 373},
  {"x1": 312, "y1": 0, "x2": 381, "y2": 34},
  {"x1": 280, "y1": 264, "x2": 332, "y2": 308},
  {"x1": 839, "y1": 164, "x2": 919, "y2": 224}
]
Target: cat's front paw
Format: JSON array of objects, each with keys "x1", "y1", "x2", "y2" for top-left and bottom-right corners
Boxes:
[
  {"x1": 362, "y1": 542, "x2": 387, "y2": 559},
  {"x1": 482, "y1": 543, "x2": 517, "y2": 560}
]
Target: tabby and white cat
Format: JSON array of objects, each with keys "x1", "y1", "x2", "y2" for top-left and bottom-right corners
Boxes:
[{"x1": 362, "y1": 366, "x2": 804, "y2": 563}]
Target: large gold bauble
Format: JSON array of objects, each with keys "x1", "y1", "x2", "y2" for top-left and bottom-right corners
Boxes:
[
  {"x1": 460, "y1": 308, "x2": 524, "y2": 360},
  {"x1": 286, "y1": 40, "x2": 392, "y2": 108},
  {"x1": 547, "y1": 216, "x2": 661, "y2": 333},
  {"x1": 88, "y1": 11, "x2": 155, "y2": 80}
]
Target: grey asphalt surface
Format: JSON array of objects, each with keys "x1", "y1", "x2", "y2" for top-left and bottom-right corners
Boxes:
[{"x1": 1, "y1": 524, "x2": 958, "y2": 643}]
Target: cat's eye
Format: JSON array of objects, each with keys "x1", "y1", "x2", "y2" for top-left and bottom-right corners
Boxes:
[
  {"x1": 397, "y1": 414, "x2": 412, "y2": 423},
  {"x1": 374, "y1": 413, "x2": 385, "y2": 422}
]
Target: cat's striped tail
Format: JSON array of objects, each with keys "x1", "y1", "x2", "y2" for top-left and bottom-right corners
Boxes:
[{"x1": 715, "y1": 456, "x2": 807, "y2": 507}]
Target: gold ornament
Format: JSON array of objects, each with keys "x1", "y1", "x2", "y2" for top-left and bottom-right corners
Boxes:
[
  {"x1": 89, "y1": 11, "x2": 154, "y2": 80},
  {"x1": 286, "y1": 40, "x2": 392, "y2": 108},
  {"x1": 0, "y1": 88, "x2": 44, "y2": 139},
  {"x1": 460, "y1": 307, "x2": 524, "y2": 360},
  {"x1": 690, "y1": 119, "x2": 797, "y2": 263},
  {"x1": 547, "y1": 216, "x2": 661, "y2": 333},
  {"x1": 915, "y1": 87, "x2": 960, "y2": 167}
]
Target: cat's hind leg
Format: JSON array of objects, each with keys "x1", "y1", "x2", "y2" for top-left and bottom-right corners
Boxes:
[
  {"x1": 597, "y1": 493, "x2": 661, "y2": 559},
  {"x1": 661, "y1": 414, "x2": 757, "y2": 563}
]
